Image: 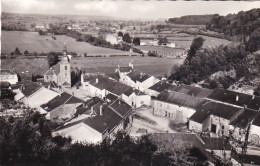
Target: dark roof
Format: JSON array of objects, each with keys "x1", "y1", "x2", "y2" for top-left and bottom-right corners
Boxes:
[
  {"x1": 235, "y1": 154, "x2": 260, "y2": 165},
  {"x1": 109, "y1": 83, "x2": 133, "y2": 96},
  {"x1": 105, "y1": 93, "x2": 118, "y2": 103},
  {"x1": 89, "y1": 76, "x2": 118, "y2": 91},
  {"x1": 41, "y1": 92, "x2": 83, "y2": 112},
  {"x1": 83, "y1": 104, "x2": 122, "y2": 133},
  {"x1": 190, "y1": 101, "x2": 242, "y2": 123},
  {"x1": 172, "y1": 85, "x2": 213, "y2": 98},
  {"x1": 0, "y1": 82, "x2": 11, "y2": 89},
  {"x1": 127, "y1": 70, "x2": 151, "y2": 83},
  {"x1": 108, "y1": 73, "x2": 120, "y2": 81},
  {"x1": 76, "y1": 97, "x2": 104, "y2": 116},
  {"x1": 82, "y1": 74, "x2": 99, "y2": 82},
  {"x1": 202, "y1": 137, "x2": 231, "y2": 150},
  {"x1": 109, "y1": 99, "x2": 132, "y2": 118},
  {"x1": 208, "y1": 88, "x2": 260, "y2": 110},
  {"x1": 45, "y1": 69, "x2": 55, "y2": 76},
  {"x1": 148, "y1": 81, "x2": 175, "y2": 93},
  {"x1": 252, "y1": 113, "x2": 260, "y2": 127},
  {"x1": 155, "y1": 91, "x2": 204, "y2": 109},
  {"x1": 230, "y1": 109, "x2": 258, "y2": 129},
  {"x1": 119, "y1": 67, "x2": 132, "y2": 73},
  {"x1": 22, "y1": 82, "x2": 42, "y2": 97}
]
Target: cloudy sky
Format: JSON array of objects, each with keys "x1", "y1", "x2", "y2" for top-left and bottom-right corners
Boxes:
[{"x1": 2, "y1": 0, "x2": 260, "y2": 19}]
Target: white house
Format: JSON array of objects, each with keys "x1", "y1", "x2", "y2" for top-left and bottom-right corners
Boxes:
[
  {"x1": 152, "y1": 90, "x2": 204, "y2": 123},
  {"x1": 15, "y1": 82, "x2": 59, "y2": 110},
  {"x1": 0, "y1": 69, "x2": 18, "y2": 85}
]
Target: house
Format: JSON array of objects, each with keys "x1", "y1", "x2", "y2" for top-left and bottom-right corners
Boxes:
[
  {"x1": 0, "y1": 69, "x2": 18, "y2": 84},
  {"x1": 189, "y1": 101, "x2": 243, "y2": 137},
  {"x1": 152, "y1": 90, "x2": 204, "y2": 122},
  {"x1": 207, "y1": 88, "x2": 260, "y2": 111},
  {"x1": 116, "y1": 63, "x2": 134, "y2": 83},
  {"x1": 172, "y1": 85, "x2": 213, "y2": 98},
  {"x1": 148, "y1": 81, "x2": 175, "y2": 97},
  {"x1": 15, "y1": 82, "x2": 59, "y2": 109},
  {"x1": 121, "y1": 70, "x2": 160, "y2": 93},
  {"x1": 40, "y1": 92, "x2": 83, "y2": 121},
  {"x1": 249, "y1": 113, "x2": 260, "y2": 145},
  {"x1": 44, "y1": 44, "x2": 71, "y2": 88},
  {"x1": 81, "y1": 74, "x2": 151, "y2": 107},
  {"x1": 52, "y1": 96, "x2": 133, "y2": 144}
]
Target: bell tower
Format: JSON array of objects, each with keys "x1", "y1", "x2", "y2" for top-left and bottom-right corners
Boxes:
[{"x1": 59, "y1": 43, "x2": 71, "y2": 87}]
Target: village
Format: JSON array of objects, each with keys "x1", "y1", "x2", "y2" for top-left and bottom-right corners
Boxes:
[{"x1": 1, "y1": 43, "x2": 260, "y2": 165}]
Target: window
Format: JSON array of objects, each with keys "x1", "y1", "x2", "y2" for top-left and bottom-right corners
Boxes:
[
  {"x1": 211, "y1": 124, "x2": 217, "y2": 133},
  {"x1": 65, "y1": 66, "x2": 67, "y2": 70},
  {"x1": 46, "y1": 76, "x2": 48, "y2": 79}
]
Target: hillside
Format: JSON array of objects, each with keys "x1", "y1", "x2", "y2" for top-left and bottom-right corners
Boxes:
[
  {"x1": 168, "y1": 15, "x2": 215, "y2": 25},
  {"x1": 206, "y1": 8, "x2": 260, "y2": 52}
]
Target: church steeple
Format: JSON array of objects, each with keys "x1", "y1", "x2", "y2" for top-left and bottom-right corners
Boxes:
[{"x1": 63, "y1": 42, "x2": 67, "y2": 57}]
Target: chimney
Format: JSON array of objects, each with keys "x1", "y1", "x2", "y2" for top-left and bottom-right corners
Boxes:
[
  {"x1": 100, "y1": 105, "x2": 103, "y2": 116},
  {"x1": 118, "y1": 100, "x2": 121, "y2": 105},
  {"x1": 236, "y1": 95, "x2": 239, "y2": 102},
  {"x1": 91, "y1": 106, "x2": 94, "y2": 114},
  {"x1": 252, "y1": 95, "x2": 255, "y2": 100},
  {"x1": 96, "y1": 78, "x2": 98, "y2": 84},
  {"x1": 243, "y1": 104, "x2": 247, "y2": 110},
  {"x1": 129, "y1": 62, "x2": 133, "y2": 69}
]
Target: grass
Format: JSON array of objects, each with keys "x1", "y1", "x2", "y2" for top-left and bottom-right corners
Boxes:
[
  {"x1": 1, "y1": 31, "x2": 134, "y2": 56},
  {"x1": 135, "y1": 45, "x2": 186, "y2": 57},
  {"x1": 1, "y1": 56, "x2": 184, "y2": 77}
]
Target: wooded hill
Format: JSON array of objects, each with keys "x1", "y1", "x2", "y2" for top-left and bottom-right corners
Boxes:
[{"x1": 168, "y1": 15, "x2": 216, "y2": 25}]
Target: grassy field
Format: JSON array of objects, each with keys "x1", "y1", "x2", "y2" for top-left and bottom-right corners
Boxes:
[
  {"x1": 1, "y1": 31, "x2": 135, "y2": 56},
  {"x1": 135, "y1": 45, "x2": 186, "y2": 57},
  {"x1": 1, "y1": 56, "x2": 184, "y2": 77}
]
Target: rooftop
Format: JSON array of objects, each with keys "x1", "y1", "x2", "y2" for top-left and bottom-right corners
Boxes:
[
  {"x1": 155, "y1": 90, "x2": 204, "y2": 109},
  {"x1": 21, "y1": 82, "x2": 42, "y2": 97},
  {"x1": 0, "y1": 69, "x2": 16, "y2": 75},
  {"x1": 109, "y1": 99, "x2": 132, "y2": 118},
  {"x1": 127, "y1": 70, "x2": 151, "y2": 83},
  {"x1": 172, "y1": 85, "x2": 213, "y2": 98},
  {"x1": 207, "y1": 88, "x2": 260, "y2": 110},
  {"x1": 119, "y1": 66, "x2": 133, "y2": 73},
  {"x1": 190, "y1": 101, "x2": 242, "y2": 123},
  {"x1": 148, "y1": 81, "x2": 175, "y2": 93},
  {"x1": 252, "y1": 113, "x2": 260, "y2": 127},
  {"x1": 230, "y1": 109, "x2": 258, "y2": 129}
]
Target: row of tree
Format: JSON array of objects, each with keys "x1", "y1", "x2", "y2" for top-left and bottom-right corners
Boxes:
[{"x1": 117, "y1": 31, "x2": 141, "y2": 45}]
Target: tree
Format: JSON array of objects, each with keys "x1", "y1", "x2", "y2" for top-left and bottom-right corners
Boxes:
[
  {"x1": 24, "y1": 50, "x2": 29, "y2": 56},
  {"x1": 122, "y1": 33, "x2": 132, "y2": 43},
  {"x1": 47, "y1": 53, "x2": 59, "y2": 67},
  {"x1": 186, "y1": 37, "x2": 204, "y2": 62},
  {"x1": 14, "y1": 47, "x2": 21, "y2": 55},
  {"x1": 158, "y1": 37, "x2": 168, "y2": 45},
  {"x1": 133, "y1": 37, "x2": 141, "y2": 45},
  {"x1": 117, "y1": 31, "x2": 123, "y2": 37}
]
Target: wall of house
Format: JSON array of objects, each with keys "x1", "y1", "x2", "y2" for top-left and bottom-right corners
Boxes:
[
  {"x1": 209, "y1": 115, "x2": 230, "y2": 137},
  {"x1": 249, "y1": 125, "x2": 260, "y2": 144},
  {"x1": 44, "y1": 74, "x2": 58, "y2": 83},
  {"x1": 202, "y1": 116, "x2": 211, "y2": 132},
  {"x1": 0, "y1": 74, "x2": 18, "y2": 84},
  {"x1": 189, "y1": 120, "x2": 203, "y2": 132},
  {"x1": 135, "y1": 95, "x2": 151, "y2": 107},
  {"x1": 141, "y1": 76, "x2": 160, "y2": 94},
  {"x1": 152, "y1": 99, "x2": 196, "y2": 122}
]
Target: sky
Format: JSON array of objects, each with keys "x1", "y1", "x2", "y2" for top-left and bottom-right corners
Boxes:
[{"x1": 2, "y1": 0, "x2": 260, "y2": 19}]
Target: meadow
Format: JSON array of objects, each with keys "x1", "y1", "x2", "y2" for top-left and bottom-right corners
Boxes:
[
  {"x1": 1, "y1": 56, "x2": 184, "y2": 77},
  {"x1": 1, "y1": 31, "x2": 135, "y2": 56},
  {"x1": 135, "y1": 45, "x2": 186, "y2": 57}
]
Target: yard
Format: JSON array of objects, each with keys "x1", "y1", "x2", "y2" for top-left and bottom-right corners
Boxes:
[
  {"x1": 1, "y1": 56, "x2": 184, "y2": 77},
  {"x1": 1, "y1": 31, "x2": 134, "y2": 56}
]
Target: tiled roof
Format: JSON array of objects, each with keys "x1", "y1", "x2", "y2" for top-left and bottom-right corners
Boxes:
[
  {"x1": 148, "y1": 81, "x2": 175, "y2": 93},
  {"x1": 41, "y1": 92, "x2": 83, "y2": 112},
  {"x1": 190, "y1": 101, "x2": 242, "y2": 123},
  {"x1": 172, "y1": 85, "x2": 213, "y2": 98},
  {"x1": 21, "y1": 82, "x2": 42, "y2": 97},
  {"x1": 105, "y1": 93, "x2": 118, "y2": 103},
  {"x1": 202, "y1": 137, "x2": 231, "y2": 150},
  {"x1": 155, "y1": 90, "x2": 204, "y2": 109},
  {"x1": 127, "y1": 70, "x2": 151, "y2": 83},
  {"x1": 83, "y1": 104, "x2": 122, "y2": 133},
  {"x1": 230, "y1": 109, "x2": 258, "y2": 129},
  {"x1": 109, "y1": 99, "x2": 132, "y2": 118},
  {"x1": 208, "y1": 88, "x2": 260, "y2": 110},
  {"x1": 108, "y1": 72, "x2": 120, "y2": 81},
  {"x1": 252, "y1": 113, "x2": 260, "y2": 127}
]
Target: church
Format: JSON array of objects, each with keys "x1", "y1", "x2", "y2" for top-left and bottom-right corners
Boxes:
[{"x1": 44, "y1": 45, "x2": 71, "y2": 88}]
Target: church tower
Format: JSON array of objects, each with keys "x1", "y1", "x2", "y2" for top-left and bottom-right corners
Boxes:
[{"x1": 59, "y1": 43, "x2": 71, "y2": 87}]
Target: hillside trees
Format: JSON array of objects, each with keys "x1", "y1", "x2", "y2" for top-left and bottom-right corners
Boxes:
[
  {"x1": 47, "y1": 53, "x2": 60, "y2": 67},
  {"x1": 122, "y1": 33, "x2": 132, "y2": 43},
  {"x1": 133, "y1": 37, "x2": 141, "y2": 45},
  {"x1": 186, "y1": 37, "x2": 204, "y2": 62}
]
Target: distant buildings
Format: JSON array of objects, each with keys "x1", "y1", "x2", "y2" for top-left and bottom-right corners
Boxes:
[
  {"x1": 44, "y1": 44, "x2": 71, "y2": 88},
  {"x1": 0, "y1": 69, "x2": 18, "y2": 84}
]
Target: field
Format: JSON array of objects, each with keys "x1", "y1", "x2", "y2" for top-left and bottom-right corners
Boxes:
[
  {"x1": 1, "y1": 31, "x2": 136, "y2": 56},
  {"x1": 135, "y1": 45, "x2": 186, "y2": 57},
  {"x1": 1, "y1": 56, "x2": 184, "y2": 77}
]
